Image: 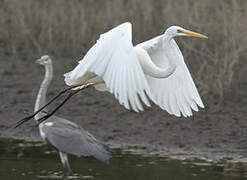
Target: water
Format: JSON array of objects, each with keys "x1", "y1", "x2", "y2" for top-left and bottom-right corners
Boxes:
[{"x1": 0, "y1": 138, "x2": 247, "y2": 180}]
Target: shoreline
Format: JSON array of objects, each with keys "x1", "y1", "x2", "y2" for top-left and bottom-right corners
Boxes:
[{"x1": 1, "y1": 57, "x2": 247, "y2": 163}]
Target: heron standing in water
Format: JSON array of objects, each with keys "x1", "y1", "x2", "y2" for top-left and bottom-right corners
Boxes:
[{"x1": 33, "y1": 55, "x2": 112, "y2": 176}]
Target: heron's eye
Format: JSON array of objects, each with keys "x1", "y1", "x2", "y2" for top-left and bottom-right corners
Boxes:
[{"x1": 177, "y1": 29, "x2": 183, "y2": 33}]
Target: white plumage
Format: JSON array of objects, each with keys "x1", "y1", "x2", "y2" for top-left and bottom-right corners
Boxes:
[
  {"x1": 137, "y1": 37, "x2": 204, "y2": 117},
  {"x1": 64, "y1": 22, "x2": 207, "y2": 117}
]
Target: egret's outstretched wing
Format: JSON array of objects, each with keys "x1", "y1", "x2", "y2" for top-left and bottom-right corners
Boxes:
[
  {"x1": 138, "y1": 37, "x2": 204, "y2": 117},
  {"x1": 64, "y1": 22, "x2": 152, "y2": 112},
  {"x1": 41, "y1": 117, "x2": 112, "y2": 163}
]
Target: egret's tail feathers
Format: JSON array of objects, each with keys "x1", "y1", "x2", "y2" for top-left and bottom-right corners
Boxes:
[
  {"x1": 94, "y1": 83, "x2": 109, "y2": 91},
  {"x1": 64, "y1": 69, "x2": 95, "y2": 87},
  {"x1": 64, "y1": 71, "x2": 81, "y2": 86}
]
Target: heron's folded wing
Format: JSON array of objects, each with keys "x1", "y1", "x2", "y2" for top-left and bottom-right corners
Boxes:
[
  {"x1": 138, "y1": 38, "x2": 204, "y2": 117},
  {"x1": 41, "y1": 119, "x2": 112, "y2": 163},
  {"x1": 64, "y1": 22, "x2": 151, "y2": 112}
]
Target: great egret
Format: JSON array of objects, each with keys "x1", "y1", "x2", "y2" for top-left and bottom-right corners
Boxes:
[
  {"x1": 15, "y1": 22, "x2": 207, "y2": 127},
  {"x1": 34, "y1": 55, "x2": 112, "y2": 176},
  {"x1": 64, "y1": 22, "x2": 207, "y2": 117}
]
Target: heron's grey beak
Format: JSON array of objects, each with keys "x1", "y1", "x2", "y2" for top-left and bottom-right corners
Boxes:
[{"x1": 35, "y1": 59, "x2": 42, "y2": 64}]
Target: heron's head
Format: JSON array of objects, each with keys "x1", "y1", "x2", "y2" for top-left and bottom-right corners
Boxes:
[
  {"x1": 35, "y1": 55, "x2": 52, "y2": 66},
  {"x1": 165, "y1": 26, "x2": 208, "y2": 39}
]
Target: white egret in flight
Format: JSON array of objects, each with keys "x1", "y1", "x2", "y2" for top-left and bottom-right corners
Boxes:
[
  {"x1": 64, "y1": 22, "x2": 207, "y2": 117},
  {"x1": 15, "y1": 22, "x2": 208, "y2": 128}
]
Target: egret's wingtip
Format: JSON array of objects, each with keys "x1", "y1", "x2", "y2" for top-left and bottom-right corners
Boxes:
[
  {"x1": 174, "y1": 113, "x2": 181, "y2": 117},
  {"x1": 117, "y1": 22, "x2": 132, "y2": 31},
  {"x1": 199, "y1": 103, "x2": 205, "y2": 108},
  {"x1": 122, "y1": 21, "x2": 132, "y2": 26}
]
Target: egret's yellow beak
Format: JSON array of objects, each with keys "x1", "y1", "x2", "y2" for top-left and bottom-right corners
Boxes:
[
  {"x1": 182, "y1": 29, "x2": 208, "y2": 39},
  {"x1": 35, "y1": 59, "x2": 42, "y2": 64}
]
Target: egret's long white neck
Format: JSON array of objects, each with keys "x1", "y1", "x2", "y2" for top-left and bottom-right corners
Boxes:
[
  {"x1": 34, "y1": 63, "x2": 53, "y2": 120},
  {"x1": 162, "y1": 33, "x2": 177, "y2": 66},
  {"x1": 136, "y1": 33, "x2": 176, "y2": 79}
]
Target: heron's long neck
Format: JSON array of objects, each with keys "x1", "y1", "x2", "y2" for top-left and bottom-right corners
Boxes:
[{"x1": 34, "y1": 64, "x2": 53, "y2": 120}]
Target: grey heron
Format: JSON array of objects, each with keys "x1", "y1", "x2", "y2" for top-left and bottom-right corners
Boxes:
[{"x1": 33, "y1": 55, "x2": 112, "y2": 176}]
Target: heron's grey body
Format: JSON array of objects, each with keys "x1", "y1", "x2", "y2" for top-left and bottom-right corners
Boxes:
[{"x1": 34, "y1": 55, "x2": 112, "y2": 175}]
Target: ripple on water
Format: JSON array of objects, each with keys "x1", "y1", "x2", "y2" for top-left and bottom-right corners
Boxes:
[{"x1": 37, "y1": 171, "x2": 93, "y2": 179}]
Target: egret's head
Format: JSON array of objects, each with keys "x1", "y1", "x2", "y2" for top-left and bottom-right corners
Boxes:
[
  {"x1": 35, "y1": 55, "x2": 52, "y2": 66},
  {"x1": 165, "y1": 26, "x2": 208, "y2": 39}
]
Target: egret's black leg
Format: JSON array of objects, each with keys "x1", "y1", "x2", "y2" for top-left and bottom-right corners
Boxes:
[
  {"x1": 14, "y1": 84, "x2": 86, "y2": 128},
  {"x1": 14, "y1": 88, "x2": 70, "y2": 128},
  {"x1": 37, "y1": 90, "x2": 80, "y2": 126},
  {"x1": 36, "y1": 83, "x2": 93, "y2": 125}
]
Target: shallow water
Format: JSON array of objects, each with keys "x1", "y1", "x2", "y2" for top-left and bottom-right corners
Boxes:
[{"x1": 0, "y1": 138, "x2": 247, "y2": 180}]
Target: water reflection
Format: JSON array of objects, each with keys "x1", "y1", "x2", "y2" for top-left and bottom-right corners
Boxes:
[{"x1": 0, "y1": 138, "x2": 246, "y2": 180}]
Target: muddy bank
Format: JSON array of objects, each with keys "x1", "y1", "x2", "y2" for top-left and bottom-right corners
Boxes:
[{"x1": 1, "y1": 56, "x2": 247, "y2": 161}]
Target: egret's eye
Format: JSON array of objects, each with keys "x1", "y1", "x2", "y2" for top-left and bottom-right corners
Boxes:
[{"x1": 177, "y1": 29, "x2": 183, "y2": 33}]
